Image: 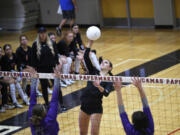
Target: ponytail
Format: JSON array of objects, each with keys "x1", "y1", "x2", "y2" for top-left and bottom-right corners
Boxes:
[
  {"x1": 30, "y1": 115, "x2": 43, "y2": 126},
  {"x1": 99, "y1": 56, "x2": 103, "y2": 64},
  {"x1": 108, "y1": 71, "x2": 113, "y2": 76},
  {"x1": 30, "y1": 104, "x2": 46, "y2": 126}
]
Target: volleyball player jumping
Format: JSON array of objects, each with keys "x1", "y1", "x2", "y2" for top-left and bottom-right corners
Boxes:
[{"x1": 79, "y1": 40, "x2": 114, "y2": 135}]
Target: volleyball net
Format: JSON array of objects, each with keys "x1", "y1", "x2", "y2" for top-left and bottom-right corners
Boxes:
[{"x1": 1, "y1": 71, "x2": 180, "y2": 135}]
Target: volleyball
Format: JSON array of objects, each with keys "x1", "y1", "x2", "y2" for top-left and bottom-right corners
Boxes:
[{"x1": 86, "y1": 26, "x2": 101, "y2": 40}]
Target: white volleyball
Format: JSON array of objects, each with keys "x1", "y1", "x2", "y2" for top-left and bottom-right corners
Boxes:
[{"x1": 86, "y1": 26, "x2": 101, "y2": 40}]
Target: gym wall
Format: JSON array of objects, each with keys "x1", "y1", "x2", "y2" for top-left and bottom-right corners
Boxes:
[
  {"x1": 102, "y1": 0, "x2": 154, "y2": 27},
  {"x1": 102, "y1": 0, "x2": 180, "y2": 28},
  {"x1": 38, "y1": 0, "x2": 102, "y2": 25},
  {"x1": 175, "y1": 0, "x2": 180, "y2": 26},
  {"x1": 102, "y1": 0, "x2": 154, "y2": 18},
  {"x1": 1, "y1": 0, "x2": 180, "y2": 33},
  {"x1": 0, "y1": 0, "x2": 39, "y2": 32}
]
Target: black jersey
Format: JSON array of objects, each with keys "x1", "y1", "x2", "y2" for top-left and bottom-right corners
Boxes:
[
  {"x1": 69, "y1": 42, "x2": 78, "y2": 57},
  {"x1": 74, "y1": 33, "x2": 84, "y2": 50},
  {"x1": 16, "y1": 46, "x2": 32, "y2": 71},
  {"x1": 1, "y1": 53, "x2": 17, "y2": 71},
  {"x1": 56, "y1": 40, "x2": 71, "y2": 57},
  {"x1": 31, "y1": 41, "x2": 59, "y2": 72},
  {"x1": 69, "y1": 33, "x2": 84, "y2": 56},
  {"x1": 80, "y1": 48, "x2": 114, "y2": 107}
]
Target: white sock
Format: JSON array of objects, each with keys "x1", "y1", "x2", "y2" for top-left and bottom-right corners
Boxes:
[
  {"x1": 10, "y1": 84, "x2": 17, "y2": 103},
  {"x1": 16, "y1": 77, "x2": 22, "y2": 83},
  {"x1": 74, "y1": 57, "x2": 81, "y2": 73},
  {"x1": 62, "y1": 62, "x2": 68, "y2": 74},
  {"x1": 16, "y1": 82, "x2": 28, "y2": 102},
  {"x1": 67, "y1": 57, "x2": 72, "y2": 73},
  {"x1": 62, "y1": 57, "x2": 72, "y2": 74}
]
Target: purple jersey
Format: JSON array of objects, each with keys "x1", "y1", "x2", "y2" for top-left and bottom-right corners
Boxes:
[
  {"x1": 28, "y1": 78, "x2": 60, "y2": 135},
  {"x1": 120, "y1": 107, "x2": 154, "y2": 135}
]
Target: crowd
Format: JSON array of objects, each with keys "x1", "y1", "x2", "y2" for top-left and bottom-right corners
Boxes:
[{"x1": 0, "y1": 24, "x2": 85, "y2": 113}]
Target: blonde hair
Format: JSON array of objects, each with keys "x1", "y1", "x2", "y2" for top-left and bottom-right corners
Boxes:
[{"x1": 36, "y1": 33, "x2": 55, "y2": 58}]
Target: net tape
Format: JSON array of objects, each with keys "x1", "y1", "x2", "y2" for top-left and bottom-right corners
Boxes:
[{"x1": 1, "y1": 71, "x2": 180, "y2": 85}]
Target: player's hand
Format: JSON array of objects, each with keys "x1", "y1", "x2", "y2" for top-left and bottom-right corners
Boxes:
[
  {"x1": 22, "y1": 66, "x2": 34, "y2": 73},
  {"x1": 3, "y1": 77, "x2": 16, "y2": 84},
  {"x1": 93, "y1": 80, "x2": 101, "y2": 88},
  {"x1": 114, "y1": 80, "x2": 122, "y2": 91},
  {"x1": 59, "y1": 55, "x2": 67, "y2": 64},
  {"x1": 30, "y1": 70, "x2": 38, "y2": 78},
  {"x1": 88, "y1": 40, "x2": 93, "y2": 45},
  {"x1": 87, "y1": 40, "x2": 94, "y2": 48},
  {"x1": 56, "y1": 63, "x2": 62, "y2": 71},
  {"x1": 77, "y1": 51, "x2": 84, "y2": 60},
  {"x1": 131, "y1": 77, "x2": 142, "y2": 90},
  {"x1": 23, "y1": 66, "x2": 38, "y2": 78}
]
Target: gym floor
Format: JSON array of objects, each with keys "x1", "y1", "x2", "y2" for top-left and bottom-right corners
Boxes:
[{"x1": 0, "y1": 28, "x2": 180, "y2": 135}]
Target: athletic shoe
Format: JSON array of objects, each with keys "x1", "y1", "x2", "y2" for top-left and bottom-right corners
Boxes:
[
  {"x1": 64, "y1": 80, "x2": 72, "y2": 86},
  {"x1": 48, "y1": 88, "x2": 53, "y2": 94},
  {"x1": 0, "y1": 107, "x2": 5, "y2": 113},
  {"x1": 61, "y1": 80, "x2": 66, "y2": 84},
  {"x1": 14, "y1": 103, "x2": 23, "y2": 108},
  {"x1": 60, "y1": 81, "x2": 67, "y2": 88},
  {"x1": 36, "y1": 89, "x2": 42, "y2": 97},
  {"x1": 56, "y1": 27, "x2": 62, "y2": 36},
  {"x1": 23, "y1": 100, "x2": 30, "y2": 106},
  {"x1": 4, "y1": 104, "x2": 15, "y2": 110},
  {"x1": 69, "y1": 80, "x2": 75, "y2": 84}
]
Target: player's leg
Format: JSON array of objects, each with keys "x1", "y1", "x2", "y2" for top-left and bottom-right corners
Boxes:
[
  {"x1": 79, "y1": 110, "x2": 90, "y2": 135},
  {"x1": 69, "y1": 10, "x2": 75, "y2": 29},
  {"x1": 90, "y1": 113, "x2": 102, "y2": 135},
  {"x1": 56, "y1": 10, "x2": 68, "y2": 36}
]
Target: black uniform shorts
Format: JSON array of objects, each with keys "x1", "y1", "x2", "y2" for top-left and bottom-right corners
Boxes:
[
  {"x1": 62, "y1": 10, "x2": 75, "y2": 19},
  {"x1": 80, "y1": 102, "x2": 103, "y2": 115}
]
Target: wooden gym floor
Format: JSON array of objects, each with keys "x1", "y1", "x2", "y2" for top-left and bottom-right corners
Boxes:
[{"x1": 0, "y1": 28, "x2": 180, "y2": 135}]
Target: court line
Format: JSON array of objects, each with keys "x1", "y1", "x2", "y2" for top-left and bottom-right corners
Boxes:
[
  {"x1": 148, "y1": 63, "x2": 180, "y2": 106},
  {"x1": 149, "y1": 87, "x2": 164, "y2": 106},
  {"x1": 127, "y1": 80, "x2": 179, "y2": 114},
  {"x1": 1, "y1": 49, "x2": 180, "y2": 135},
  {"x1": 152, "y1": 87, "x2": 179, "y2": 105},
  {"x1": 167, "y1": 128, "x2": 180, "y2": 135},
  {"x1": 0, "y1": 125, "x2": 21, "y2": 135},
  {"x1": 114, "y1": 59, "x2": 150, "y2": 68}
]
